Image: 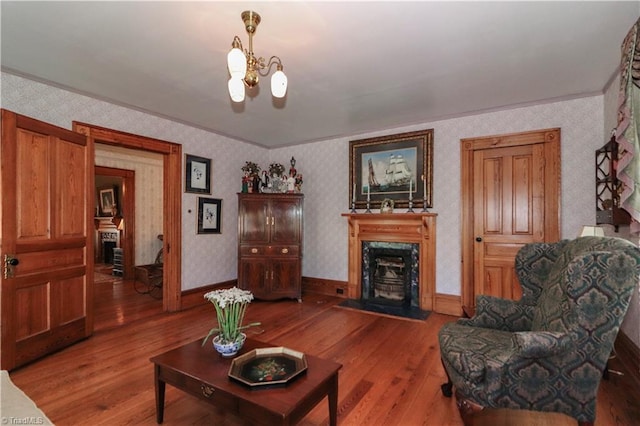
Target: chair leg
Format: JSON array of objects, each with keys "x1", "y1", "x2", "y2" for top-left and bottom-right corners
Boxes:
[
  {"x1": 441, "y1": 381, "x2": 453, "y2": 398},
  {"x1": 440, "y1": 358, "x2": 453, "y2": 397},
  {"x1": 455, "y1": 389, "x2": 484, "y2": 426}
]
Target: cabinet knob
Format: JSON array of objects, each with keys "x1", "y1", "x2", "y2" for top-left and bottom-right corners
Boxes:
[
  {"x1": 281, "y1": 248, "x2": 289, "y2": 254},
  {"x1": 251, "y1": 248, "x2": 258, "y2": 254},
  {"x1": 200, "y1": 384, "x2": 215, "y2": 398}
]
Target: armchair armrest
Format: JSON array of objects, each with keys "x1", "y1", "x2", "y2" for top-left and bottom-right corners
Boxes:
[
  {"x1": 513, "y1": 331, "x2": 574, "y2": 358},
  {"x1": 458, "y1": 295, "x2": 534, "y2": 331}
]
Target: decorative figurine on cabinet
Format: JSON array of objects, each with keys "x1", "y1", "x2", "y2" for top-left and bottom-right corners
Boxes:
[
  {"x1": 242, "y1": 172, "x2": 250, "y2": 193},
  {"x1": 289, "y1": 157, "x2": 297, "y2": 178},
  {"x1": 260, "y1": 171, "x2": 270, "y2": 192},
  {"x1": 287, "y1": 171, "x2": 296, "y2": 193}
]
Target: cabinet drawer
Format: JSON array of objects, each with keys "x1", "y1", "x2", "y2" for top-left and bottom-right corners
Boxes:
[
  {"x1": 240, "y1": 246, "x2": 266, "y2": 256},
  {"x1": 266, "y1": 245, "x2": 299, "y2": 256},
  {"x1": 240, "y1": 245, "x2": 299, "y2": 256},
  {"x1": 159, "y1": 368, "x2": 238, "y2": 412}
]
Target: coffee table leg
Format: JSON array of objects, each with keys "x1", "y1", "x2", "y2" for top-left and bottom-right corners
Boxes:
[
  {"x1": 154, "y1": 365, "x2": 166, "y2": 424},
  {"x1": 328, "y1": 373, "x2": 339, "y2": 426}
]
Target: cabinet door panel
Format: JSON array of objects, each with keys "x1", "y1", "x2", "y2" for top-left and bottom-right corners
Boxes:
[
  {"x1": 270, "y1": 198, "x2": 301, "y2": 243},
  {"x1": 270, "y1": 259, "x2": 300, "y2": 296},
  {"x1": 239, "y1": 199, "x2": 269, "y2": 243},
  {"x1": 238, "y1": 258, "x2": 269, "y2": 297}
]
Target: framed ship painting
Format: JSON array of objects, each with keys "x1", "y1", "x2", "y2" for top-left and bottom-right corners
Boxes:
[{"x1": 349, "y1": 129, "x2": 433, "y2": 210}]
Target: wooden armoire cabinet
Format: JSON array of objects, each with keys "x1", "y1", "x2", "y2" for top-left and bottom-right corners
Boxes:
[{"x1": 237, "y1": 193, "x2": 303, "y2": 301}]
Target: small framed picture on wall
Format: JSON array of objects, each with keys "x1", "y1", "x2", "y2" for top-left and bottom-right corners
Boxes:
[
  {"x1": 197, "y1": 197, "x2": 222, "y2": 234},
  {"x1": 185, "y1": 154, "x2": 211, "y2": 194},
  {"x1": 99, "y1": 188, "x2": 115, "y2": 216}
]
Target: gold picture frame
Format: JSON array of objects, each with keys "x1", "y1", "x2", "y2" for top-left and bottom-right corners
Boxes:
[{"x1": 349, "y1": 129, "x2": 433, "y2": 210}]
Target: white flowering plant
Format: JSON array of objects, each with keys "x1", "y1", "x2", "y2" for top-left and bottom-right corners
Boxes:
[{"x1": 201, "y1": 287, "x2": 261, "y2": 346}]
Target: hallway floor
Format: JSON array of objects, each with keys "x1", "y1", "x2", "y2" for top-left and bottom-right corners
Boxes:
[{"x1": 93, "y1": 263, "x2": 162, "y2": 332}]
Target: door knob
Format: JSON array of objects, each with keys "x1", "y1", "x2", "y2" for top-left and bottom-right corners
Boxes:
[
  {"x1": 475, "y1": 237, "x2": 483, "y2": 242},
  {"x1": 3, "y1": 254, "x2": 19, "y2": 279}
]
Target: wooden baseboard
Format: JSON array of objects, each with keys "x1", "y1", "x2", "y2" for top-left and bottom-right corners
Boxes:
[
  {"x1": 614, "y1": 330, "x2": 640, "y2": 391},
  {"x1": 181, "y1": 277, "x2": 347, "y2": 309},
  {"x1": 434, "y1": 293, "x2": 462, "y2": 316},
  {"x1": 302, "y1": 276, "x2": 462, "y2": 316},
  {"x1": 180, "y1": 280, "x2": 236, "y2": 310},
  {"x1": 302, "y1": 276, "x2": 348, "y2": 298}
]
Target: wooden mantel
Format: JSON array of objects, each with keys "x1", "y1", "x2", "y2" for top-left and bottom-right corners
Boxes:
[{"x1": 342, "y1": 213, "x2": 437, "y2": 311}]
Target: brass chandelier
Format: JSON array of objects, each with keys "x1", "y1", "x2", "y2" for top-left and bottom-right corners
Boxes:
[{"x1": 227, "y1": 10, "x2": 287, "y2": 102}]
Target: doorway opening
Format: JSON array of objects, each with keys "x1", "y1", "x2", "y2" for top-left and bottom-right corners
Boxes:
[
  {"x1": 93, "y1": 163, "x2": 163, "y2": 331},
  {"x1": 73, "y1": 121, "x2": 182, "y2": 334}
]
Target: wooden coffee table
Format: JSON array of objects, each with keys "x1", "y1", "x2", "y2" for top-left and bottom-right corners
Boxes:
[{"x1": 150, "y1": 337, "x2": 342, "y2": 425}]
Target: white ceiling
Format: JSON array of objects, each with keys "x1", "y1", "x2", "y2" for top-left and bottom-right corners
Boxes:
[{"x1": 2, "y1": 1, "x2": 639, "y2": 148}]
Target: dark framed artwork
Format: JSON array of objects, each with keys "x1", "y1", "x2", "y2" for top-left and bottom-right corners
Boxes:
[
  {"x1": 197, "y1": 197, "x2": 222, "y2": 234},
  {"x1": 185, "y1": 154, "x2": 211, "y2": 194},
  {"x1": 349, "y1": 129, "x2": 433, "y2": 210},
  {"x1": 99, "y1": 188, "x2": 115, "y2": 216}
]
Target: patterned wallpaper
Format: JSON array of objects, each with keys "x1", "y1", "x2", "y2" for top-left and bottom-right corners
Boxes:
[
  {"x1": 4, "y1": 68, "x2": 638, "y2": 348},
  {"x1": 0, "y1": 72, "x2": 606, "y2": 297},
  {"x1": 1, "y1": 72, "x2": 265, "y2": 290},
  {"x1": 273, "y1": 96, "x2": 605, "y2": 297}
]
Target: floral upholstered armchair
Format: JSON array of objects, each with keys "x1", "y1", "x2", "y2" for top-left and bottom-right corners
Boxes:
[{"x1": 438, "y1": 236, "x2": 640, "y2": 426}]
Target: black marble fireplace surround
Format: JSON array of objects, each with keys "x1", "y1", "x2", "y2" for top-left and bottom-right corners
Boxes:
[{"x1": 339, "y1": 241, "x2": 430, "y2": 320}]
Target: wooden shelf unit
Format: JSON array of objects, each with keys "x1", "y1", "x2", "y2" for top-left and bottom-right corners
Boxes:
[{"x1": 237, "y1": 193, "x2": 303, "y2": 301}]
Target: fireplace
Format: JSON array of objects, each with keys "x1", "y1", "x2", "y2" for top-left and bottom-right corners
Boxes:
[
  {"x1": 342, "y1": 213, "x2": 437, "y2": 313},
  {"x1": 95, "y1": 217, "x2": 120, "y2": 264},
  {"x1": 362, "y1": 242, "x2": 419, "y2": 308}
]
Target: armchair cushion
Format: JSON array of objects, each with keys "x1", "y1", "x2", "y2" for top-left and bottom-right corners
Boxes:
[
  {"x1": 460, "y1": 295, "x2": 535, "y2": 331},
  {"x1": 439, "y1": 324, "x2": 516, "y2": 384},
  {"x1": 512, "y1": 331, "x2": 573, "y2": 358}
]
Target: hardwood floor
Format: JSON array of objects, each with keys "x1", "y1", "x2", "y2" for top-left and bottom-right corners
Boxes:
[
  {"x1": 7, "y1": 285, "x2": 640, "y2": 426},
  {"x1": 92, "y1": 267, "x2": 163, "y2": 333}
]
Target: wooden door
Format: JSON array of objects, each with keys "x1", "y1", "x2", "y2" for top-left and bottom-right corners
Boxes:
[
  {"x1": 472, "y1": 144, "x2": 544, "y2": 300},
  {"x1": 461, "y1": 128, "x2": 560, "y2": 310},
  {"x1": 1, "y1": 110, "x2": 93, "y2": 370}
]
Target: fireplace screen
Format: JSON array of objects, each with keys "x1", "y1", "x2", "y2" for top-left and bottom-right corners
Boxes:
[
  {"x1": 362, "y1": 242, "x2": 419, "y2": 308},
  {"x1": 373, "y1": 255, "x2": 408, "y2": 302}
]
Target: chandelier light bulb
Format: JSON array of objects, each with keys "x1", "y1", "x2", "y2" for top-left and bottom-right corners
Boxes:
[
  {"x1": 271, "y1": 70, "x2": 288, "y2": 98},
  {"x1": 227, "y1": 11, "x2": 287, "y2": 103},
  {"x1": 228, "y1": 76, "x2": 245, "y2": 102},
  {"x1": 227, "y1": 47, "x2": 247, "y2": 79}
]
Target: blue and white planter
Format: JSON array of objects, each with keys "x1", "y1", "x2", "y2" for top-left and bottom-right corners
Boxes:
[{"x1": 212, "y1": 333, "x2": 246, "y2": 357}]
